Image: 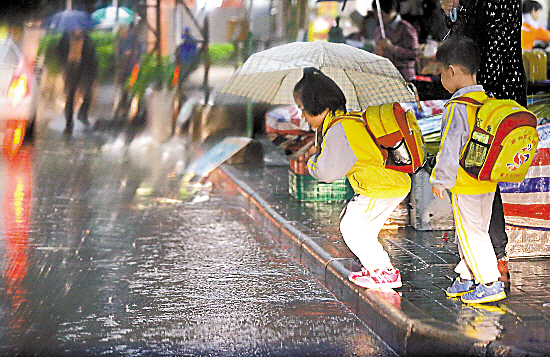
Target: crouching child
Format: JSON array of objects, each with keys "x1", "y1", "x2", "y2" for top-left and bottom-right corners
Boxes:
[{"x1": 294, "y1": 67, "x2": 410, "y2": 289}]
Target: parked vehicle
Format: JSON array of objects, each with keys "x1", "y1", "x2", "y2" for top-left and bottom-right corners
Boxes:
[{"x1": 0, "y1": 36, "x2": 41, "y2": 159}]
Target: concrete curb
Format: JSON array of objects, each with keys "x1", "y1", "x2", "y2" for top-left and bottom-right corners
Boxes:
[{"x1": 214, "y1": 165, "x2": 540, "y2": 357}]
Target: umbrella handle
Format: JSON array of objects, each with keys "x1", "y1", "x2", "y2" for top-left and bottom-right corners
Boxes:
[
  {"x1": 314, "y1": 128, "x2": 318, "y2": 147},
  {"x1": 375, "y1": 0, "x2": 386, "y2": 39},
  {"x1": 406, "y1": 82, "x2": 422, "y2": 113}
]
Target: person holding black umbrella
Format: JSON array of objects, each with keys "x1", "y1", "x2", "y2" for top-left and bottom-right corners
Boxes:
[
  {"x1": 56, "y1": 26, "x2": 98, "y2": 134},
  {"x1": 372, "y1": 0, "x2": 419, "y2": 81}
]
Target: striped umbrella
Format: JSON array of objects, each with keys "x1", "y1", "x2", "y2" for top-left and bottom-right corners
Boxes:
[
  {"x1": 92, "y1": 6, "x2": 134, "y2": 28},
  {"x1": 219, "y1": 41, "x2": 414, "y2": 111}
]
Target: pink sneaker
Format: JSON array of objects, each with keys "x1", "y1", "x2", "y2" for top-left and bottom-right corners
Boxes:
[
  {"x1": 349, "y1": 268, "x2": 402, "y2": 289},
  {"x1": 348, "y1": 267, "x2": 369, "y2": 281}
]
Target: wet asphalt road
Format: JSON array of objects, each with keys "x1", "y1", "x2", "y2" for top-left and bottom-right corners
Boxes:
[{"x1": 0, "y1": 127, "x2": 395, "y2": 357}]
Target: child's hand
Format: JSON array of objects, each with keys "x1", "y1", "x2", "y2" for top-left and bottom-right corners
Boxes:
[{"x1": 432, "y1": 185, "x2": 446, "y2": 199}]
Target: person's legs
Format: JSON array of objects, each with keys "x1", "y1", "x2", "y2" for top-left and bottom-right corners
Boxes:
[
  {"x1": 64, "y1": 86, "x2": 77, "y2": 133},
  {"x1": 77, "y1": 83, "x2": 93, "y2": 126},
  {"x1": 452, "y1": 192, "x2": 506, "y2": 303},
  {"x1": 452, "y1": 192, "x2": 507, "y2": 303},
  {"x1": 489, "y1": 185, "x2": 510, "y2": 285},
  {"x1": 342, "y1": 194, "x2": 406, "y2": 289},
  {"x1": 452, "y1": 192, "x2": 500, "y2": 284},
  {"x1": 63, "y1": 65, "x2": 80, "y2": 134},
  {"x1": 340, "y1": 195, "x2": 405, "y2": 272},
  {"x1": 489, "y1": 186, "x2": 507, "y2": 259}
]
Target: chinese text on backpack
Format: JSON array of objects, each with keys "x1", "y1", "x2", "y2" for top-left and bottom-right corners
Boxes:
[
  {"x1": 450, "y1": 94, "x2": 539, "y2": 182},
  {"x1": 363, "y1": 102, "x2": 426, "y2": 174}
]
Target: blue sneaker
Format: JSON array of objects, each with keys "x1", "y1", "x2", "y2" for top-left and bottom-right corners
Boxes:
[
  {"x1": 461, "y1": 281, "x2": 506, "y2": 304},
  {"x1": 446, "y1": 277, "x2": 475, "y2": 297}
]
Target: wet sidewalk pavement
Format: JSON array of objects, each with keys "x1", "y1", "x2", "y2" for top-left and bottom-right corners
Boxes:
[{"x1": 206, "y1": 140, "x2": 550, "y2": 357}]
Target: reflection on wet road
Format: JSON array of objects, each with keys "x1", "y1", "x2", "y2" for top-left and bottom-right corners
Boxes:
[{"x1": 0, "y1": 134, "x2": 394, "y2": 356}]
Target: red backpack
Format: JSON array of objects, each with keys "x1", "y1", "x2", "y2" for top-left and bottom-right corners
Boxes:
[
  {"x1": 363, "y1": 102, "x2": 426, "y2": 174},
  {"x1": 326, "y1": 103, "x2": 426, "y2": 174},
  {"x1": 448, "y1": 92, "x2": 539, "y2": 182}
]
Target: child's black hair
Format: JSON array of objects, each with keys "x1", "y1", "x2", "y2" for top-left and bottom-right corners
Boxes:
[
  {"x1": 436, "y1": 37, "x2": 481, "y2": 75},
  {"x1": 293, "y1": 67, "x2": 346, "y2": 116}
]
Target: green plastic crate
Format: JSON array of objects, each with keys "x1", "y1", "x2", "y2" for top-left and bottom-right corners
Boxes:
[{"x1": 288, "y1": 170, "x2": 355, "y2": 202}]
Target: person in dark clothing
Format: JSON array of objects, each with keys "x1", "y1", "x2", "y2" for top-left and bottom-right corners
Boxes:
[
  {"x1": 114, "y1": 23, "x2": 143, "y2": 120},
  {"x1": 440, "y1": 0, "x2": 528, "y2": 287},
  {"x1": 441, "y1": 0, "x2": 527, "y2": 106},
  {"x1": 328, "y1": 17, "x2": 346, "y2": 43},
  {"x1": 372, "y1": 0, "x2": 420, "y2": 81},
  {"x1": 174, "y1": 27, "x2": 199, "y2": 89},
  {"x1": 361, "y1": 10, "x2": 380, "y2": 40},
  {"x1": 115, "y1": 23, "x2": 142, "y2": 87},
  {"x1": 56, "y1": 28, "x2": 98, "y2": 134},
  {"x1": 401, "y1": 0, "x2": 448, "y2": 43}
]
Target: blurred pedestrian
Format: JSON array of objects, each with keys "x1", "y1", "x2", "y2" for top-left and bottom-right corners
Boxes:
[
  {"x1": 431, "y1": 37, "x2": 505, "y2": 304},
  {"x1": 328, "y1": 17, "x2": 346, "y2": 43},
  {"x1": 400, "y1": 0, "x2": 448, "y2": 43},
  {"x1": 294, "y1": 67, "x2": 410, "y2": 289},
  {"x1": 174, "y1": 26, "x2": 199, "y2": 88},
  {"x1": 373, "y1": 0, "x2": 419, "y2": 81},
  {"x1": 440, "y1": 0, "x2": 527, "y2": 287},
  {"x1": 114, "y1": 23, "x2": 143, "y2": 116},
  {"x1": 360, "y1": 9, "x2": 379, "y2": 40},
  {"x1": 521, "y1": 0, "x2": 550, "y2": 50},
  {"x1": 56, "y1": 27, "x2": 98, "y2": 134}
]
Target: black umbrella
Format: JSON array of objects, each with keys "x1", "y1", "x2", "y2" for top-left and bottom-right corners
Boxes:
[{"x1": 43, "y1": 10, "x2": 99, "y2": 32}]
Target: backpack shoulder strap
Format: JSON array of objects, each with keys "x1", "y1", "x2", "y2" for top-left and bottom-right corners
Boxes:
[
  {"x1": 445, "y1": 91, "x2": 489, "y2": 107},
  {"x1": 325, "y1": 111, "x2": 364, "y2": 130}
]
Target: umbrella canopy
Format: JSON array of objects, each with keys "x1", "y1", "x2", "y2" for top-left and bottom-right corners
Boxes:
[
  {"x1": 43, "y1": 10, "x2": 99, "y2": 32},
  {"x1": 92, "y1": 6, "x2": 134, "y2": 28},
  {"x1": 219, "y1": 41, "x2": 415, "y2": 111}
]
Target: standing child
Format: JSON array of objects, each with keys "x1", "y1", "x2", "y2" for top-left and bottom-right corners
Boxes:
[
  {"x1": 431, "y1": 37, "x2": 506, "y2": 304},
  {"x1": 439, "y1": 0, "x2": 527, "y2": 287},
  {"x1": 295, "y1": 67, "x2": 411, "y2": 289}
]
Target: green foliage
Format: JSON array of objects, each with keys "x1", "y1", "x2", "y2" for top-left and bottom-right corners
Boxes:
[
  {"x1": 208, "y1": 43, "x2": 234, "y2": 64},
  {"x1": 95, "y1": 43, "x2": 115, "y2": 82},
  {"x1": 89, "y1": 30, "x2": 116, "y2": 47},
  {"x1": 37, "y1": 32, "x2": 62, "y2": 74},
  {"x1": 129, "y1": 53, "x2": 176, "y2": 96},
  {"x1": 89, "y1": 32, "x2": 117, "y2": 81}
]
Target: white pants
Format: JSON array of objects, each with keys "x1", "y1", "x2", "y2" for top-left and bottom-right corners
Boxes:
[
  {"x1": 452, "y1": 192, "x2": 500, "y2": 284},
  {"x1": 340, "y1": 194, "x2": 406, "y2": 272}
]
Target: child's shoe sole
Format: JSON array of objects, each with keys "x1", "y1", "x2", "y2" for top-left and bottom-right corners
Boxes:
[
  {"x1": 461, "y1": 290, "x2": 506, "y2": 304},
  {"x1": 446, "y1": 289, "x2": 473, "y2": 298},
  {"x1": 349, "y1": 278, "x2": 403, "y2": 289}
]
